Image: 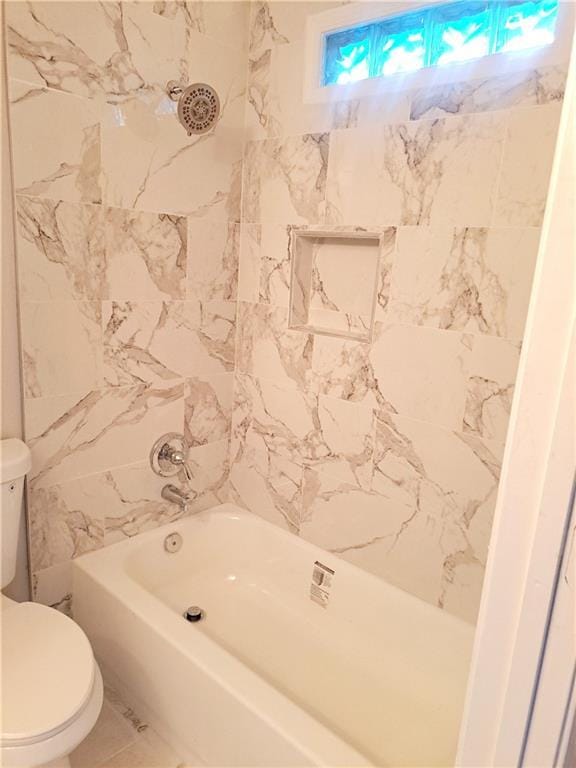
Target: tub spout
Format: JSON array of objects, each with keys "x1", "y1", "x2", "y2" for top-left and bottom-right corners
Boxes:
[{"x1": 161, "y1": 484, "x2": 194, "y2": 511}]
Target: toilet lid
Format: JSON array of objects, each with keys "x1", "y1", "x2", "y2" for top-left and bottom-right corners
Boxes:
[{"x1": 1, "y1": 602, "x2": 95, "y2": 744}]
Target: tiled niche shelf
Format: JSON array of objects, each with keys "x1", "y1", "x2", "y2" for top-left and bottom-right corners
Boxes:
[{"x1": 288, "y1": 228, "x2": 383, "y2": 343}]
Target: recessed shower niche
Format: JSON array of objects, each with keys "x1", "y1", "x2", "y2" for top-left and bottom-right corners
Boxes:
[{"x1": 288, "y1": 228, "x2": 383, "y2": 342}]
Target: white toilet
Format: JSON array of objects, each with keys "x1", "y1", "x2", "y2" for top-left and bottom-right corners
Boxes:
[{"x1": 1, "y1": 439, "x2": 103, "y2": 768}]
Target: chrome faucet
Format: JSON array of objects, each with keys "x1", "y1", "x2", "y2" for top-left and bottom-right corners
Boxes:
[{"x1": 161, "y1": 484, "x2": 194, "y2": 512}]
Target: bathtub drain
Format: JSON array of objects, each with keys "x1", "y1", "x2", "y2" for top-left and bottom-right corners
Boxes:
[{"x1": 183, "y1": 606, "x2": 204, "y2": 623}]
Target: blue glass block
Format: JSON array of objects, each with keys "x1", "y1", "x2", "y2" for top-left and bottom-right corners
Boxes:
[
  {"x1": 496, "y1": 0, "x2": 558, "y2": 52},
  {"x1": 323, "y1": 24, "x2": 373, "y2": 85},
  {"x1": 430, "y1": 2, "x2": 494, "y2": 66},
  {"x1": 373, "y1": 12, "x2": 427, "y2": 76}
]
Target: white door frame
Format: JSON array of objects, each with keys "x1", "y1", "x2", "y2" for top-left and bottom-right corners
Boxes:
[{"x1": 456, "y1": 23, "x2": 576, "y2": 768}]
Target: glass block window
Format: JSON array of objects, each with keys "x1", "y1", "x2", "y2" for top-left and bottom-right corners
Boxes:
[{"x1": 322, "y1": 0, "x2": 559, "y2": 86}]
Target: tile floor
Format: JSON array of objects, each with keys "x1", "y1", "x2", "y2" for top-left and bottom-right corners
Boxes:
[{"x1": 70, "y1": 679, "x2": 199, "y2": 768}]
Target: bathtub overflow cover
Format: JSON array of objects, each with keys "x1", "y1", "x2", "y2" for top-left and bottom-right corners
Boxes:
[{"x1": 183, "y1": 606, "x2": 204, "y2": 623}]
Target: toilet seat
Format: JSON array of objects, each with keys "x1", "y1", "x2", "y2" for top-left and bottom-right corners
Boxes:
[{"x1": 1, "y1": 602, "x2": 103, "y2": 767}]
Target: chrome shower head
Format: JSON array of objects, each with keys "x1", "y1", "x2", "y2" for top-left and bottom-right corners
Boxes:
[{"x1": 167, "y1": 80, "x2": 220, "y2": 136}]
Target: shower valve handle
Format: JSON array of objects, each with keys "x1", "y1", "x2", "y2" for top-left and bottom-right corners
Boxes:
[
  {"x1": 160, "y1": 445, "x2": 192, "y2": 481},
  {"x1": 150, "y1": 433, "x2": 192, "y2": 480}
]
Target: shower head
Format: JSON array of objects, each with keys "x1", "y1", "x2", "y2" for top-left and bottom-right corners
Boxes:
[{"x1": 166, "y1": 80, "x2": 220, "y2": 136}]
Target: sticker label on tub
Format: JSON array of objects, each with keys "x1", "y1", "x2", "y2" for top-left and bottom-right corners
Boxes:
[{"x1": 310, "y1": 561, "x2": 334, "y2": 608}]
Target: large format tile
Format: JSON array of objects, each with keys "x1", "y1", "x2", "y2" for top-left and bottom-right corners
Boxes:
[
  {"x1": 325, "y1": 113, "x2": 506, "y2": 227},
  {"x1": 5, "y1": 1, "x2": 186, "y2": 101},
  {"x1": 184, "y1": 373, "x2": 233, "y2": 447},
  {"x1": 230, "y1": 443, "x2": 302, "y2": 533},
  {"x1": 368, "y1": 413, "x2": 502, "y2": 623},
  {"x1": 242, "y1": 134, "x2": 329, "y2": 224},
  {"x1": 187, "y1": 221, "x2": 239, "y2": 303},
  {"x1": 153, "y1": 0, "x2": 250, "y2": 52},
  {"x1": 237, "y1": 224, "x2": 262, "y2": 303},
  {"x1": 233, "y1": 374, "x2": 375, "y2": 487},
  {"x1": 105, "y1": 209, "x2": 187, "y2": 300},
  {"x1": 32, "y1": 561, "x2": 72, "y2": 615},
  {"x1": 494, "y1": 103, "x2": 562, "y2": 226},
  {"x1": 236, "y1": 302, "x2": 313, "y2": 390},
  {"x1": 20, "y1": 301, "x2": 102, "y2": 399},
  {"x1": 369, "y1": 323, "x2": 470, "y2": 429},
  {"x1": 25, "y1": 382, "x2": 185, "y2": 489},
  {"x1": 102, "y1": 301, "x2": 235, "y2": 385},
  {"x1": 389, "y1": 226, "x2": 540, "y2": 340},
  {"x1": 101, "y1": 94, "x2": 243, "y2": 218},
  {"x1": 15, "y1": 197, "x2": 107, "y2": 301},
  {"x1": 248, "y1": 1, "x2": 343, "y2": 58},
  {"x1": 9, "y1": 82, "x2": 101, "y2": 204},
  {"x1": 28, "y1": 479, "x2": 105, "y2": 572},
  {"x1": 410, "y1": 65, "x2": 567, "y2": 120},
  {"x1": 301, "y1": 410, "x2": 503, "y2": 623},
  {"x1": 463, "y1": 335, "x2": 521, "y2": 444}
]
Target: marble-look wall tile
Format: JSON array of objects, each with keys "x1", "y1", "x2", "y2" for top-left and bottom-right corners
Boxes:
[
  {"x1": 97, "y1": 461, "x2": 183, "y2": 546},
  {"x1": 245, "y1": 41, "x2": 360, "y2": 142},
  {"x1": 15, "y1": 197, "x2": 107, "y2": 301},
  {"x1": 21, "y1": 301, "x2": 102, "y2": 399},
  {"x1": 101, "y1": 95, "x2": 243, "y2": 218},
  {"x1": 389, "y1": 226, "x2": 540, "y2": 340},
  {"x1": 28, "y1": 480, "x2": 106, "y2": 571},
  {"x1": 32, "y1": 561, "x2": 73, "y2": 615},
  {"x1": 184, "y1": 374, "x2": 233, "y2": 447},
  {"x1": 180, "y1": 438, "x2": 230, "y2": 514},
  {"x1": 368, "y1": 413, "x2": 502, "y2": 623},
  {"x1": 242, "y1": 134, "x2": 329, "y2": 224},
  {"x1": 232, "y1": 373, "x2": 315, "y2": 472},
  {"x1": 245, "y1": 35, "x2": 410, "y2": 142},
  {"x1": 232, "y1": 373, "x2": 375, "y2": 487},
  {"x1": 238, "y1": 224, "x2": 262, "y2": 303},
  {"x1": 369, "y1": 323, "x2": 470, "y2": 429},
  {"x1": 494, "y1": 103, "x2": 562, "y2": 227},
  {"x1": 310, "y1": 334, "x2": 374, "y2": 403},
  {"x1": 9, "y1": 82, "x2": 101, "y2": 204},
  {"x1": 410, "y1": 65, "x2": 567, "y2": 121},
  {"x1": 463, "y1": 336, "x2": 521, "y2": 444},
  {"x1": 103, "y1": 301, "x2": 236, "y2": 385},
  {"x1": 187, "y1": 221, "x2": 239, "y2": 303},
  {"x1": 230, "y1": 442, "x2": 302, "y2": 532},
  {"x1": 25, "y1": 382, "x2": 185, "y2": 489},
  {"x1": 248, "y1": 1, "x2": 343, "y2": 57},
  {"x1": 325, "y1": 113, "x2": 506, "y2": 227},
  {"x1": 258, "y1": 224, "x2": 292, "y2": 306},
  {"x1": 300, "y1": 410, "x2": 502, "y2": 623},
  {"x1": 106, "y1": 209, "x2": 187, "y2": 300},
  {"x1": 6, "y1": 1, "x2": 186, "y2": 101},
  {"x1": 300, "y1": 469, "x2": 415, "y2": 573},
  {"x1": 237, "y1": 302, "x2": 313, "y2": 389},
  {"x1": 153, "y1": 1, "x2": 250, "y2": 53}
]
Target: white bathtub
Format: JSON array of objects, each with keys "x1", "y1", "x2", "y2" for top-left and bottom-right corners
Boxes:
[{"x1": 73, "y1": 503, "x2": 473, "y2": 767}]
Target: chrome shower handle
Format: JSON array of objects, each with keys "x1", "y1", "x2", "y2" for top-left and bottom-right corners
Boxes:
[
  {"x1": 150, "y1": 433, "x2": 192, "y2": 480},
  {"x1": 159, "y1": 444, "x2": 193, "y2": 481}
]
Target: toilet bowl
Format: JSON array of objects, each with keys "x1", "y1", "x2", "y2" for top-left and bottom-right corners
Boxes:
[
  {"x1": 1, "y1": 439, "x2": 103, "y2": 768},
  {"x1": 1, "y1": 597, "x2": 103, "y2": 768}
]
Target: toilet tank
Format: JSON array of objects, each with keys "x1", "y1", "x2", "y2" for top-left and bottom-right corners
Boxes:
[{"x1": 1, "y1": 439, "x2": 31, "y2": 589}]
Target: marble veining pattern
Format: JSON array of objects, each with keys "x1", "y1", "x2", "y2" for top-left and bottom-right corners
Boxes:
[
  {"x1": 410, "y1": 65, "x2": 567, "y2": 120},
  {"x1": 242, "y1": 133, "x2": 329, "y2": 224},
  {"x1": 326, "y1": 113, "x2": 507, "y2": 227},
  {"x1": 16, "y1": 197, "x2": 107, "y2": 301},
  {"x1": 7, "y1": 0, "x2": 564, "y2": 624},
  {"x1": 9, "y1": 82, "x2": 102, "y2": 204},
  {"x1": 388, "y1": 226, "x2": 540, "y2": 340}
]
